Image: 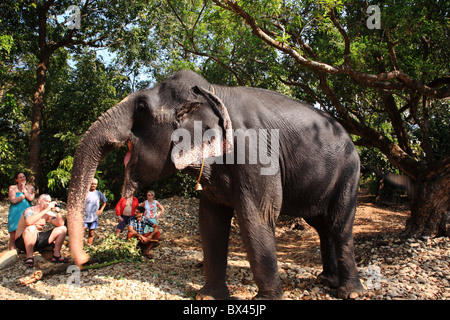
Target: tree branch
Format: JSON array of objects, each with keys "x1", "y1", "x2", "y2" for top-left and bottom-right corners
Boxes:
[
  {"x1": 215, "y1": 0, "x2": 450, "y2": 99},
  {"x1": 167, "y1": 0, "x2": 245, "y2": 85},
  {"x1": 382, "y1": 93, "x2": 412, "y2": 155},
  {"x1": 329, "y1": 9, "x2": 350, "y2": 64},
  {"x1": 318, "y1": 71, "x2": 424, "y2": 179}
]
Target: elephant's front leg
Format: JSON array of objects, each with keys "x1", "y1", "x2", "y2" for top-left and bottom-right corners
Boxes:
[
  {"x1": 197, "y1": 198, "x2": 234, "y2": 300},
  {"x1": 236, "y1": 209, "x2": 284, "y2": 300}
]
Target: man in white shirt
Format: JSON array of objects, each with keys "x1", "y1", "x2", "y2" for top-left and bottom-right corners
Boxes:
[{"x1": 84, "y1": 179, "x2": 107, "y2": 244}]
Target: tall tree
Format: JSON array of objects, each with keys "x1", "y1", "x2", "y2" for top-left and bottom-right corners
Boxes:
[
  {"x1": 0, "y1": 0, "x2": 154, "y2": 187},
  {"x1": 158, "y1": 0, "x2": 449, "y2": 237}
]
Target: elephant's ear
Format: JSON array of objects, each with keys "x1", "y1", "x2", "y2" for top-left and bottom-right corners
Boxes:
[{"x1": 171, "y1": 86, "x2": 233, "y2": 170}]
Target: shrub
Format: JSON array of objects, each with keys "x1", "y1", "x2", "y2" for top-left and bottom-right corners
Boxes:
[{"x1": 86, "y1": 234, "x2": 145, "y2": 263}]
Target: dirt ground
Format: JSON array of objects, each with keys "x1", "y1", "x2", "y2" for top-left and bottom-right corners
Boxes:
[
  {"x1": 3, "y1": 190, "x2": 449, "y2": 301},
  {"x1": 274, "y1": 191, "x2": 410, "y2": 267},
  {"x1": 166, "y1": 190, "x2": 411, "y2": 264}
]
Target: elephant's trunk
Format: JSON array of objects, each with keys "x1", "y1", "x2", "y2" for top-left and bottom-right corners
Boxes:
[{"x1": 67, "y1": 99, "x2": 132, "y2": 266}]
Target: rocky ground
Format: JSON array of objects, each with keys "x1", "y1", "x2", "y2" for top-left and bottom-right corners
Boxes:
[{"x1": 0, "y1": 194, "x2": 449, "y2": 300}]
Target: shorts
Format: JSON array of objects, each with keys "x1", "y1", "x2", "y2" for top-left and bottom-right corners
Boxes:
[
  {"x1": 116, "y1": 216, "x2": 131, "y2": 231},
  {"x1": 15, "y1": 229, "x2": 54, "y2": 252},
  {"x1": 84, "y1": 221, "x2": 98, "y2": 230}
]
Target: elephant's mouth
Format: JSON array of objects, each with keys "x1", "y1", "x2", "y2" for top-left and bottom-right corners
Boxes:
[{"x1": 124, "y1": 140, "x2": 132, "y2": 167}]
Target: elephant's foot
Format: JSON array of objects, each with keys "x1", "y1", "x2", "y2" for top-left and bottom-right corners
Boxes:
[
  {"x1": 196, "y1": 284, "x2": 230, "y2": 300},
  {"x1": 316, "y1": 272, "x2": 339, "y2": 288},
  {"x1": 337, "y1": 279, "x2": 364, "y2": 299}
]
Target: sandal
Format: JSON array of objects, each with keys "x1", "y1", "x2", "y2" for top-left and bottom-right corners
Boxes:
[
  {"x1": 51, "y1": 255, "x2": 70, "y2": 263},
  {"x1": 25, "y1": 257, "x2": 34, "y2": 268}
]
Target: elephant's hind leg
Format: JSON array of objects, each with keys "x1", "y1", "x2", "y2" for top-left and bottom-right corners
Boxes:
[
  {"x1": 328, "y1": 180, "x2": 363, "y2": 299},
  {"x1": 304, "y1": 216, "x2": 340, "y2": 288},
  {"x1": 306, "y1": 181, "x2": 363, "y2": 298}
]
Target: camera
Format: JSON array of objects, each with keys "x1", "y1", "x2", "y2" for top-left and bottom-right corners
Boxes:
[{"x1": 50, "y1": 201, "x2": 61, "y2": 210}]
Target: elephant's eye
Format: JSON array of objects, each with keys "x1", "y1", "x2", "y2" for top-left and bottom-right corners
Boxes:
[
  {"x1": 133, "y1": 98, "x2": 152, "y2": 137},
  {"x1": 137, "y1": 99, "x2": 147, "y2": 110}
]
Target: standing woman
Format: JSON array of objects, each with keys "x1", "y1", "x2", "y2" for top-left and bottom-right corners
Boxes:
[
  {"x1": 8, "y1": 172, "x2": 35, "y2": 250},
  {"x1": 142, "y1": 190, "x2": 165, "y2": 233}
]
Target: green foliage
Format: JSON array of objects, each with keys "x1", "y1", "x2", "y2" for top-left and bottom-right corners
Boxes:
[
  {"x1": 35, "y1": 48, "x2": 130, "y2": 199},
  {"x1": 139, "y1": 171, "x2": 199, "y2": 200},
  {"x1": 47, "y1": 156, "x2": 73, "y2": 192},
  {"x1": 47, "y1": 155, "x2": 116, "y2": 203},
  {"x1": 237, "y1": 1, "x2": 449, "y2": 168},
  {"x1": 150, "y1": 0, "x2": 285, "y2": 89},
  {"x1": 0, "y1": 0, "x2": 156, "y2": 197},
  {"x1": 1, "y1": 0, "x2": 448, "y2": 205},
  {"x1": 86, "y1": 234, "x2": 145, "y2": 263},
  {"x1": 0, "y1": 34, "x2": 13, "y2": 58},
  {"x1": 0, "y1": 91, "x2": 32, "y2": 194}
]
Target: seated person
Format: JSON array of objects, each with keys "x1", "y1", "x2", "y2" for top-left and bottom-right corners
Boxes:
[
  {"x1": 15, "y1": 194, "x2": 69, "y2": 268},
  {"x1": 127, "y1": 206, "x2": 160, "y2": 258}
]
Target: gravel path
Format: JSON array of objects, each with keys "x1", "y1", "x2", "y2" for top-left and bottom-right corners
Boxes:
[{"x1": 0, "y1": 196, "x2": 448, "y2": 300}]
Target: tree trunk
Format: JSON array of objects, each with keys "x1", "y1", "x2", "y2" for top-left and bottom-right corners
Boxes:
[
  {"x1": 405, "y1": 156, "x2": 450, "y2": 237},
  {"x1": 29, "y1": 2, "x2": 52, "y2": 188},
  {"x1": 29, "y1": 57, "x2": 49, "y2": 186}
]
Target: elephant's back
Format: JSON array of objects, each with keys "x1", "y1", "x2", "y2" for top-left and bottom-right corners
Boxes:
[
  {"x1": 221, "y1": 86, "x2": 359, "y2": 216},
  {"x1": 220, "y1": 86, "x2": 352, "y2": 147}
]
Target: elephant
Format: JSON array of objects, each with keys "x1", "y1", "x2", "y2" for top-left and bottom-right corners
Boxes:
[{"x1": 67, "y1": 70, "x2": 363, "y2": 299}]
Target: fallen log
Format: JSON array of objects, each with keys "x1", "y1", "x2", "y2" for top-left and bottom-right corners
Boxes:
[
  {"x1": 17, "y1": 258, "x2": 126, "y2": 286},
  {"x1": 0, "y1": 249, "x2": 19, "y2": 270}
]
